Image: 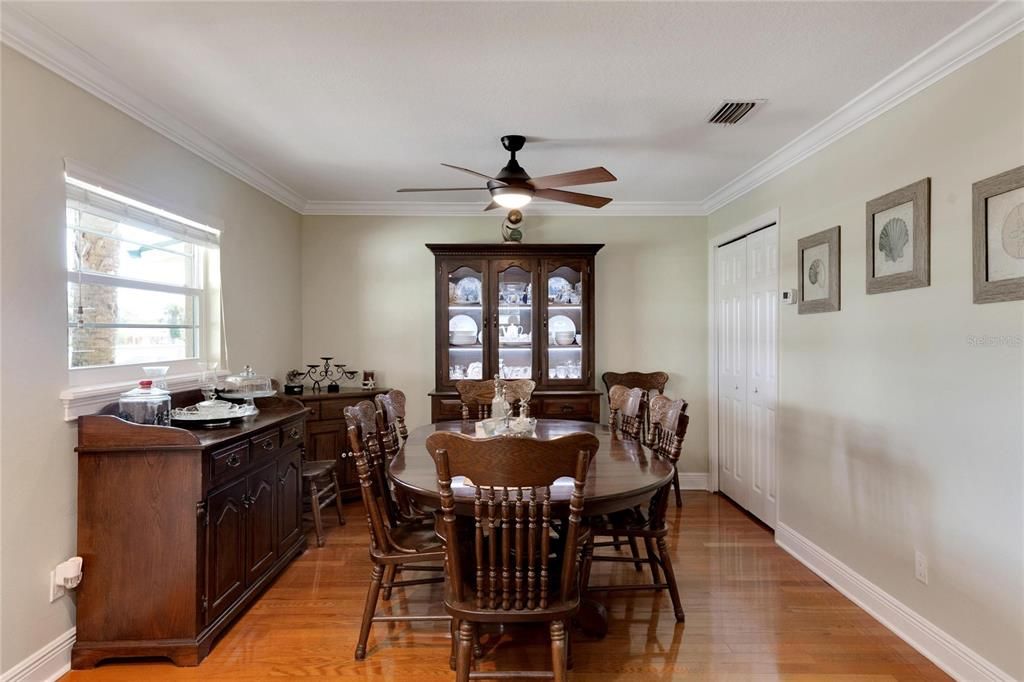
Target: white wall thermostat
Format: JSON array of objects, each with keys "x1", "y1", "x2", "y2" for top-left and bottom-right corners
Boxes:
[{"x1": 781, "y1": 289, "x2": 797, "y2": 304}]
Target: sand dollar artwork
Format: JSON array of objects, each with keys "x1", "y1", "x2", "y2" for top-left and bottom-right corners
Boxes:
[
  {"x1": 1003, "y1": 203, "x2": 1024, "y2": 259},
  {"x1": 878, "y1": 217, "x2": 909, "y2": 262},
  {"x1": 808, "y1": 259, "x2": 824, "y2": 285}
]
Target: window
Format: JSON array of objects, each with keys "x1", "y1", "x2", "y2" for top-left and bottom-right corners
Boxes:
[{"x1": 65, "y1": 174, "x2": 221, "y2": 372}]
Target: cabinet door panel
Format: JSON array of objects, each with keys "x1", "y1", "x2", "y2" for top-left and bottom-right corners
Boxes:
[
  {"x1": 245, "y1": 460, "x2": 277, "y2": 585},
  {"x1": 276, "y1": 449, "x2": 302, "y2": 554},
  {"x1": 440, "y1": 259, "x2": 488, "y2": 388},
  {"x1": 541, "y1": 257, "x2": 590, "y2": 388},
  {"x1": 207, "y1": 478, "x2": 247, "y2": 621},
  {"x1": 490, "y1": 259, "x2": 540, "y2": 383},
  {"x1": 307, "y1": 420, "x2": 342, "y2": 462}
]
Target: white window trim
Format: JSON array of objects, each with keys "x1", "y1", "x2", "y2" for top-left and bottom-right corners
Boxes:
[
  {"x1": 61, "y1": 160, "x2": 227, "y2": 417},
  {"x1": 60, "y1": 370, "x2": 230, "y2": 421}
]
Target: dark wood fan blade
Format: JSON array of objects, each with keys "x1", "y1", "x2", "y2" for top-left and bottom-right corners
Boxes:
[
  {"x1": 397, "y1": 187, "x2": 487, "y2": 192},
  {"x1": 528, "y1": 166, "x2": 616, "y2": 190},
  {"x1": 441, "y1": 163, "x2": 507, "y2": 185},
  {"x1": 483, "y1": 200, "x2": 500, "y2": 211},
  {"x1": 534, "y1": 188, "x2": 612, "y2": 209}
]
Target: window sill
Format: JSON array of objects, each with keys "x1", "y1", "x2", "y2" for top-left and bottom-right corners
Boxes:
[{"x1": 60, "y1": 370, "x2": 229, "y2": 421}]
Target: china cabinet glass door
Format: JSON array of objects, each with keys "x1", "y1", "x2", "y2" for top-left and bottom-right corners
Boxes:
[
  {"x1": 542, "y1": 258, "x2": 589, "y2": 387},
  {"x1": 490, "y1": 259, "x2": 538, "y2": 382},
  {"x1": 443, "y1": 261, "x2": 486, "y2": 388}
]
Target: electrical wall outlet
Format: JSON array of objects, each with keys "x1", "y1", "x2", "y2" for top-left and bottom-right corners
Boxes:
[
  {"x1": 49, "y1": 570, "x2": 66, "y2": 602},
  {"x1": 914, "y1": 550, "x2": 928, "y2": 585}
]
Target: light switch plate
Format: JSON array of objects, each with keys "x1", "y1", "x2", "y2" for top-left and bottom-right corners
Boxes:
[{"x1": 49, "y1": 570, "x2": 65, "y2": 602}]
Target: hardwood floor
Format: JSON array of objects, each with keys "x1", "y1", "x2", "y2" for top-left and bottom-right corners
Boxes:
[{"x1": 63, "y1": 492, "x2": 948, "y2": 680}]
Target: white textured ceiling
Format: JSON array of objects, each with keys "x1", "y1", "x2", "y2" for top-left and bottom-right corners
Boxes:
[{"x1": 9, "y1": 1, "x2": 991, "y2": 205}]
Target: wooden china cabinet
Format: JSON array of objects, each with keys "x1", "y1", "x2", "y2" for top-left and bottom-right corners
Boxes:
[{"x1": 427, "y1": 243, "x2": 603, "y2": 422}]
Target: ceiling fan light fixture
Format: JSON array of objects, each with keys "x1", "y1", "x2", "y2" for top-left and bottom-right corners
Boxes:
[{"x1": 490, "y1": 186, "x2": 534, "y2": 209}]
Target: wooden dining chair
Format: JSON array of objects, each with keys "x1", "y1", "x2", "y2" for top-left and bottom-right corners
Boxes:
[
  {"x1": 608, "y1": 385, "x2": 644, "y2": 440},
  {"x1": 455, "y1": 378, "x2": 536, "y2": 420},
  {"x1": 426, "y1": 430, "x2": 599, "y2": 682},
  {"x1": 375, "y1": 389, "x2": 408, "y2": 454},
  {"x1": 348, "y1": 422, "x2": 449, "y2": 661},
  {"x1": 581, "y1": 398, "x2": 689, "y2": 624},
  {"x1": 301, "y1": 455, "x2": 346, "y2": 548},
  {"x1": 649, "y1": 395, "x2": 690, "y2": 508},
  {"x1": 602, "y1": 371, "x2": 668, "y2": 442}
]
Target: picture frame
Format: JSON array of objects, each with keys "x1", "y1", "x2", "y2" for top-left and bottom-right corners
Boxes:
[
  {"x1": 798, "y1": 225, "x2": 841, "y2": 314},
  {"x1": 865, "y1": 178, "x2": 930, "y2": 294},
  {"x1": 973, "y1": 165, "x2": 1024, "y2": 304}
]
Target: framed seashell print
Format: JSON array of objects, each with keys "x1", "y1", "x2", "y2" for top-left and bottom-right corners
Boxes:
[
  {"x1": 798, "y1": 226, "x2": 840, "y2": 314},
  {"x1": 865, "y1": 178, "x2": 930, "y2": 294},
  {"x1": 973, "y1": 165, "x2": 1024, "y2": 304}
]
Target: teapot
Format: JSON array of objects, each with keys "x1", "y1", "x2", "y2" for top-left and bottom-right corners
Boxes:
[{"x1": 501, "y1": 324, "x2": 524, "y2": 341}]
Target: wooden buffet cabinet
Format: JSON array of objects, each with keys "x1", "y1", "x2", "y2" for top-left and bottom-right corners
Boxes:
[
  {"x1": 427, "y1": 243, "x2": 603, "y2": 422},
  {"x1": 289, "y1": 387, "x2": 390, "y2": 499},
  {"x1": 73, "y1": 392, "x2": 309, "y2": 668}
]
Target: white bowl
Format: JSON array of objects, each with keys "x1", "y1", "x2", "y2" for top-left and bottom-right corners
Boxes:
[{"x1": 554, "y1": 332, "x2": 575, "y2": 346}]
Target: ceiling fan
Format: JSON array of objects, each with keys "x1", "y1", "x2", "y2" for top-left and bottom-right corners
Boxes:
[{"x1": 397, "y1": 135, "x2": 616, "y2": 210}]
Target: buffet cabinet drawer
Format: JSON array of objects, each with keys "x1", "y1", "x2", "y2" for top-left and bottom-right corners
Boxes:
[
  {"x1": 210, "y1": 442, "x2": 250, "y2": 486},
  {"x1": 539, "y1": 397, "x2": 596, "y2": 420},
  {"x1": 280, "y1": 420, "x2": 304, "y2": 449},
  {"x1": 319, "y1": 400, "x2": 346, "y2": 421},
  {"x1": 305, "y1": 402, "x2": 321, "y2": 420},
  {"x1": 250, "y1": 430, "x2": 281, "y2": 461},
  {"x1": 433, "y1": 398, "x2": 464, "y2": 422}
]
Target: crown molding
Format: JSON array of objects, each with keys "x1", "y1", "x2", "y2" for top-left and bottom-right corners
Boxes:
[
  {"x1": 302, "y1": 200, "x2": 706, "y2": 217},
  {"x1": 3, "y1": 2, "x2": 1020, "y2": 219},
  {"x1": 0, "y1": 5, "x2": 307, "y2": 213},
  {"x1": 702, "y1": 0, "x2": 1024, "y2": 214}
]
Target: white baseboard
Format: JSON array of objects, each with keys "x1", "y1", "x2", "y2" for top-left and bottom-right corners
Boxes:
[
  {"x1": 678, "y1": 473, "x2": 708, "y2": 490},
  {"x1": 1, "y1": 628, "x2": 75, "y2": 682},
  {"x1": 775, "y1": 523, "x2": 1011, "y2": 681}
]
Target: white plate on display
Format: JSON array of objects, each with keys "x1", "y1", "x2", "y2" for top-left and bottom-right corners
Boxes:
[
  {"x1": 467, "y1": 361, "x2": 483, "y2": 379},
  {"x1": 548, "y1": 276, "x2": 572, "y2": 301},
  {"x1": 449, "y1": 314, "x2": 479, "y2": 334},
  {"x1": 454, "y1": 277, "x2": 482, "y2": 304},
  {"x1": 548, "y1": 315, "x2": 577, "y2": 334}
]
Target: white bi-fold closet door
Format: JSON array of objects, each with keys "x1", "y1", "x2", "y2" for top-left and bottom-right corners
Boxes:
[{"x1": 716, "y1": 224, "x2": 779, "y2": 528}]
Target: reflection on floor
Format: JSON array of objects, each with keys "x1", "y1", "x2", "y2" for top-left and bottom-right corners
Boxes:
[{"x1": 63, "y1": 491, "x2": 948, "y2": 681}]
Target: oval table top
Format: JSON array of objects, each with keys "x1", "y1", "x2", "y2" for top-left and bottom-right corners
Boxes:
[{"x1": 389, "y1": 419, "x2": 674, "y2": 516}]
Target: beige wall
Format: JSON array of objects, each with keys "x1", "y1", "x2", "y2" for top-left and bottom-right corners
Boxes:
[
  {"x1": 301, "y1": 215, "x2": 709, "y2": 473},
  {"x1": 0, "y1": 46, "x2": 302, "y2": 672},
  {"x1": 707, "y1": 36, "x2": 1024, "y2": 677}
]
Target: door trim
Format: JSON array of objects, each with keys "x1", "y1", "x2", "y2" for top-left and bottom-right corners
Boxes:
[{"x1": 707, "y1": 208, "x2": 780, "y2": 498}]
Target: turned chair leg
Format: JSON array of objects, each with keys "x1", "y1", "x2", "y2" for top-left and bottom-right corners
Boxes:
[
  {"x1": 309, "y1": 479, "x2": 325, "y2": 548},
  {"x1": 331, "y1": 470, "x2": 346, "y2": 525},
  {"x1": 580, "y1": 538, "x2": 594, "y2": 592},
  {"x1": 456, "y1": 621, "x2": 474, "y2": 682},
  {"x1": 550, "y1": 620, "x2": 567, "y2": 682},
  {"x1": 643, "y1": 536, "x2": 661, "y2": 584},
  {"x1": 355, "y1": 564, "x2": 384, "y2": 660},
  {"x1": 657, "y1": 537, "x2": 685, "y2": 623},
  {"x1": 627, "y1": 536, "x2": 643, "y2": 572},
  {"x1": 381, "y1": 564, "x2": 396, "y2": 601},
  {"x1": 449, "y1": 619, "x2": 458, "y2": 671}
]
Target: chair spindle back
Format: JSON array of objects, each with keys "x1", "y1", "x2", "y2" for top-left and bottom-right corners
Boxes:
[{"x1": 427, "y1": 431, "x2": 598, "y2": 611}]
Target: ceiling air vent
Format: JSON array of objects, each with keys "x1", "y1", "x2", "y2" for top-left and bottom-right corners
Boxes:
[{"x1": 707, "y1": 100, "x2": 764, "y2": 125}]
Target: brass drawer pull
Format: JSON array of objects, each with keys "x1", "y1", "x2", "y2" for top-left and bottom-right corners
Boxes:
[
  {"x1": 262, "y1": 439, "x2": 274, "y2": 451},
  {"x1": 288, "y1": 427, "x2": 301, "y2": 440},
  {"x1": 227, "y1": 452, "x2": 241, "y2": 467}
]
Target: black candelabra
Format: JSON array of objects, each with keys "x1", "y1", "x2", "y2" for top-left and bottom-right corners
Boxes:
[{"x1": 303, "y1": 357, "x2": 358, "y2": 393}]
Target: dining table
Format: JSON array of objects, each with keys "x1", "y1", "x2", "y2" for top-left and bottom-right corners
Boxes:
[{"x1": 388, "y1": 418, "x2": 675, "y2": 637}]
